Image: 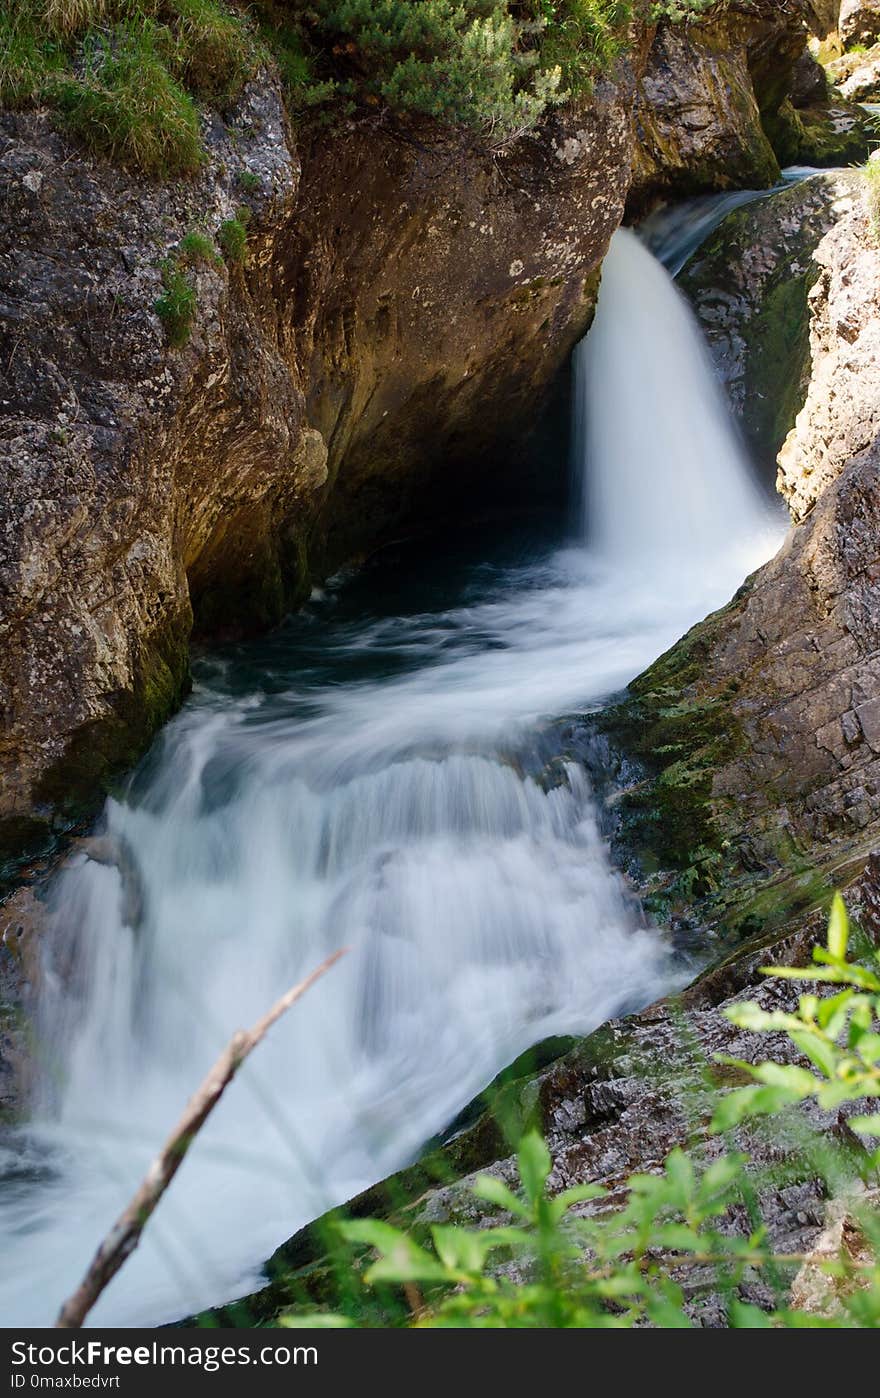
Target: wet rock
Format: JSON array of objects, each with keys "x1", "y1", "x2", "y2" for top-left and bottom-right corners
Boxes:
[{"x1": 680, "y1": 171, "x2": 859, "y2": 472}]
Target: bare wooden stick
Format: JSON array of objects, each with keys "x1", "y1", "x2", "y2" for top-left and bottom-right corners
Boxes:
[{"x1": 56, "y1": 948, "x2": 347, "y2": 1329}]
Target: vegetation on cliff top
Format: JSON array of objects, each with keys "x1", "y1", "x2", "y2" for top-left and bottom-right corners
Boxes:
[
  {"x1": 0, "y1": 0, "x2": 261, "y2": 173},
  {"x1": 0, "y1": 1, "x2": 740, "y2": 173}
]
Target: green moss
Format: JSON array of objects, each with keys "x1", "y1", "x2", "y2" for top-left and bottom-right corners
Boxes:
[
  {"x1": 771, "y1": 97, "x2": 874, "y2": 168},
  {"x1": 597, "y1": 597, "x2": 748, "y2": 879},
  {"x1": 742, "y1": 268, "x2": 817, "y2": 467}
]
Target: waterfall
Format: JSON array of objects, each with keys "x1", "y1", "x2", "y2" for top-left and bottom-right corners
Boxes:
[
  {"x1": 572, "y1": 228, "x2": 776, "y2": 572},
  {"x1": 0, "y1": 230, "x2": 785, "y2": 1328}
]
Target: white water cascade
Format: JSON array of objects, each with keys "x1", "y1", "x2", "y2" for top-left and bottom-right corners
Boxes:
[
  {"x1": 0, "y1": 229, "x2": 785, "y2": 1327},
  {"x1": 574, "y1": 228, "x2": 776, "y2": 571}
]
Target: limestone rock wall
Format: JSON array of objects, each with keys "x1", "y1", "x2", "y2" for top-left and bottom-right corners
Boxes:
[{"x1": 0, "y1": 70, "x2": 638, "y2": 880}]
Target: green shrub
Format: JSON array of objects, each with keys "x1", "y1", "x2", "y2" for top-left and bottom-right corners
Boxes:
[
  {"x1": 652, "y1": 0, "x2": 718, "y2": 19},
  {"x1": 280, "y1": 897, "x2": 880, "y2": 1329},
  {"x1": 237, "y1": 168, "x2": 262, "y2": 192},
  {"x1": 256, "y1": 1, "x2": 634, "y2": 140},
  {"x1": 531, "y1": 1, "x2": 633, "y2": 96},
  {"x1": 154, "y1": 257, "x2": 197, "y2": 346}
]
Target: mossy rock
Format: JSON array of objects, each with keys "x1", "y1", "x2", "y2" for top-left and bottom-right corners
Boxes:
[
  {"x1": 773, "y1": 98, "x2": 875, "y2": 166},
  {"x1": 594, "y1": 590, "x2": 749, "y2": 891},
  {"x1": 679, "y1": 172, "x2": 860, "y2": 472}
]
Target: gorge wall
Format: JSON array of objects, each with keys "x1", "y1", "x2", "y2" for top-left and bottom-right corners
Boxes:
[
  {"x1": 598, "y1": 167, "x2": 880, "y2": 942},
  {"x1": 1, "y1": 2, "x2": 876, "y2": 1121},
  {"x1": 0, "y1": 1, "x2": 846, "y2": 886},
  {"x1": 0, "y1": 73, "x2": 637, "y2": 882}
]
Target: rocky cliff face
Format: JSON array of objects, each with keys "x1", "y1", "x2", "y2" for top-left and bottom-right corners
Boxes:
[
  {"x1": 600, "y1": 170, "x2": 880, "y2": 937},
  {"x1": 0, "y1": 70, "x2": 637, "y2": 884},
  {"x1": 1, "y1": 2, "x2": 834, "y2": 886},
  {"x1": 680, "y1": 171, "x2": 859, "y2": 472},
  {"x1": 630, "y1": 0, "x2": 870, "y2": 212},
  {"x1": 284, "y1": 92, "x2": 635, "y2": 571}
]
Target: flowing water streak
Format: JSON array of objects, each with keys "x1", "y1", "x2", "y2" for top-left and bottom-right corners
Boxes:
[{"x1": 0, "y1": 230, "x2": 785, "y2": 1327}]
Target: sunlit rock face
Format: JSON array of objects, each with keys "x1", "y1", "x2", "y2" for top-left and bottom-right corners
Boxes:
[{"x1": 840, "y1": 0, "x2": 880, "y2": 48}]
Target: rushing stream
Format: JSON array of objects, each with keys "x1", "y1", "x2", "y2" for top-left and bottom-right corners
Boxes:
[{"x1": 0, "y1": 227, "x2": 785, "y2": 1327}]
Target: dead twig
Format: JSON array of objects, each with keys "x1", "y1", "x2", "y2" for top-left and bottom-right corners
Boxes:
[{"x1": 55, "y1": 948, "x2": 348, "y2": 1329}]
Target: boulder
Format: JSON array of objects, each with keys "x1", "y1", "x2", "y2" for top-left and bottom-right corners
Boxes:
[{"x1": 840, "y1": 0, "x2": 880, "y2": 47}]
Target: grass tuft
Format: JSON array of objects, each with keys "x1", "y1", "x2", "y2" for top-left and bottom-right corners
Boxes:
[
  {"x1": 1, "y1": 1, "x2": 262, "y2": 176},
  {"x1": 179, "y1": 226, "x2": 221, "y2": 266},
  {"x1": 154, "y1": 256, "x2": 197, "y2": 347},
  {"x1": 53, "y1": 19, "x2": 204, "y2": 176},
  {"x1": 218, "y1": 205, "x2": 250, "y2": 263}
]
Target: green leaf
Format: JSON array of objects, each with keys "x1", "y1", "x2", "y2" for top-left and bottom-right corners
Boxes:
[
  {"x1": 278, "y1": 1312, "x2": 354, "y2": 1327},
  {"x1": 643, "y1": 1294, "x2": 692, "y2": 1328},
  {"x1": 752, "y1": 1062, "x2": 817, "y2": 1095},
  {"x1": 815, "y1": 989, "x2": 852, "y2": 1030},
  {"x1": 547, "y1": 1186, "x2": 605, "y2": 1226},
  {"x1": 650, "y1": 1223, "x2": 704, "y2": 1252},
  {"x1": 729, "y1": 1300, "x2": 773, "y2": 1328},
  {"x1": 811, "y1": 956, "x2": 880, "y2": 991},
  {"x1": 827, "y1": 893, "x2": 849, "y2": 960},
  {"x1": 848, "y1": 1114, "x2": 880, "y2": 1136},
  {"x1": 765, "y1": 966, "x2": 848, "y2": 984},
  {"x1": 699, "y1": 1153, "x2": 746, "y2": 1199},
  {"x1": 337, "y1": 1219, "x2": 449, "y2": 1284},
  {"x1": 790, "y1": 1029, "x2": 839, "y2": 1078},
  {"x1": 711, "y1": 1083, "x2": 802, "y2": 1132},
  {"x1": 430, "y1": 1225, "x2": 516, "y2": 1274},
  {"x1": 854, "y1": 1031, "x2": 880, "y2": 1065},
  {"x1": 471, "y1": 1173, "x2": 530, "y2": 1219},
  {"x1": 664, "y1": 1147, "x2": 695, "y2": 1205},
  {"x1": 816, "y1": 1079, "x2": 865, "y2": 1111},
  {"x1": 724, "y1": 1002, "x2": 800, "y2": 1031},
  {"x1": 517, "y1": 1130, "x2": 551, "y2": 1207}
]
